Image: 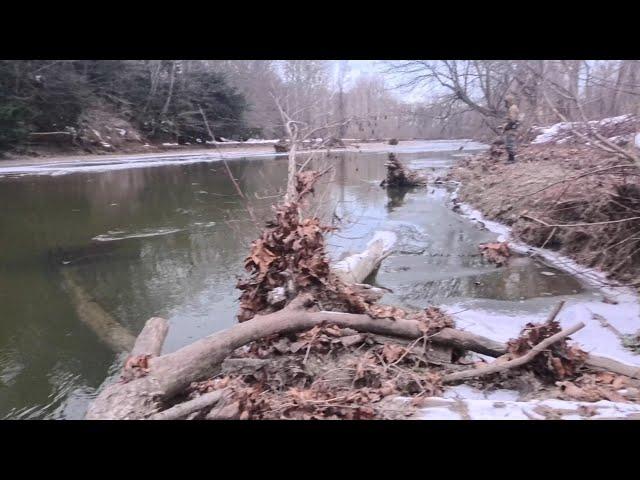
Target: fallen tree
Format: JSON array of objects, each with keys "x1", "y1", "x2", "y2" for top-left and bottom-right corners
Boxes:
[
  {"x1": 61, "y1": 268, "x2": 136, "y2": 352},
  {"x1": 86, "y1": 295, "x2": 504, "y2": 419},
  {"x1": 332, "y1": 231, "x2": 396, "y2": 284}
]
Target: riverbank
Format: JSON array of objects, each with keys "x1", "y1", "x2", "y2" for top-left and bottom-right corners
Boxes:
[
  {"x1": 0, "y1": 139, "x2": 481, "y2": 172},
  {"x1": 449, "y1": 143, "x2": 640, "y2": 287}
]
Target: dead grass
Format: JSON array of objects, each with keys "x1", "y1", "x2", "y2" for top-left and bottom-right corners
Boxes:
[{"x1": 449, "y1": 144, "x2": 640, "y2": 285}]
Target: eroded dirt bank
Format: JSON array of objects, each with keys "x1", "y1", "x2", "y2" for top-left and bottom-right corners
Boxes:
[{"x1": 449, "y1": 143, "x2": 640, "y2": 286}]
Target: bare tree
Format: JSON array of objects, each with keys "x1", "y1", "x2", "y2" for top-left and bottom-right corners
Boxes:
[{"x1": 270, "y1": 91, "x2": 351, "y2": 202}]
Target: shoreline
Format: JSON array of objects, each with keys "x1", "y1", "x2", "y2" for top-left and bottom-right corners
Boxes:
[
  {"x1": 444, "y1": 157, "x2": 640, "y2": 366},
  {"x1": 0, "y1": 139, "x2": 485, "y2": 175}
]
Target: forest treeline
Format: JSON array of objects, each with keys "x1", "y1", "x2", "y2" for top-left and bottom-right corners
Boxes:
[{"x1": 1, "y1": 60, "x2": 639, "y2": 155}]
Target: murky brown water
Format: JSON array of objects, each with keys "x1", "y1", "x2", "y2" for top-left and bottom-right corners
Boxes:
[{"x1": 0, "y1": 141, "x2": 586, "y2": 419}]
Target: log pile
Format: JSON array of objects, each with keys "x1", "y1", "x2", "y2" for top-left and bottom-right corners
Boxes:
[{"x1": 86, "y1": 294, "x2": 640, "y2": 419}]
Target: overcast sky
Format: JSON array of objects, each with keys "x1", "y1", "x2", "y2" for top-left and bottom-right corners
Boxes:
[{"x1": 336, "y1": 60, "x2": 428, "y2": 103}]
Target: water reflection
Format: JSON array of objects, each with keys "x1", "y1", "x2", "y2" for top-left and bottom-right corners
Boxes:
[{"x1": 385, "y1": 186, "x2": 413, "y2": 212}]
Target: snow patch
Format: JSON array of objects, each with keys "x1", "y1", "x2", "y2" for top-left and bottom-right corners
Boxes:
[
  {"x1": 408, "y1": 395, "x2": 640, "y2": 420},
  {"x1": 532, "y1": 114, "x2": 637, "y2": 145}
]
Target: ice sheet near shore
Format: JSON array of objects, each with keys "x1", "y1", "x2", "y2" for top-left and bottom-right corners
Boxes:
[
  {"x1": 0, "y1": 150, "x2": 291, "y2": 177},
  {"x1": 0, "y1": 140, "x2": 489, "y2": 177},
  {"x1": 449, "y1": 186, "x2": 640, "y2": 367}
]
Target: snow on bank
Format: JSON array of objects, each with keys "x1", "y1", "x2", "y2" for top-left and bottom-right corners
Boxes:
[
  {"x1": 449, "y1": 185, "x2": 640, "y2": 366},
  {"x1": 0, "y1": 150, "x2": 290, "y2": 177},
  {"x1": 532, "y1": 114, "x2": 638, "y2": 145},
  {"x1": 205, "y1": 138, "x2": 279, "y2": 146}
]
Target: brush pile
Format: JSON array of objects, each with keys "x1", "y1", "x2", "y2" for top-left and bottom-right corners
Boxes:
[
  {"x1": 505, "y1": 320, "x2": 588, "y2": 382},
  {"x1": 380, "y1": 153, "x2": 427, "y2": 188}
]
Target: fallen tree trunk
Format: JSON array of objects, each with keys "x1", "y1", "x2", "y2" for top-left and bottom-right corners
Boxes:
[
  {"x1": 61, "y1": 269, "x2": 136, "y2": 352},
  {"x1": 85, "y1": 294, "x2": 507, "y2": 419},
  {"x1": 332, "y1": 231, "x2": 397, "y2": 284},
  {"x1": 86, "y1": 295, "x2": 640, "y2": 419},
  {"x1": 130, "y1": 317, "x2": 169, "y2": 357},
  {"x1": 582, "y1": 354, "x2": 640, "y2": 379}
]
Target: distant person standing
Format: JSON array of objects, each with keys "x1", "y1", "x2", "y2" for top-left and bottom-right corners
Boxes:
[{"x1": 503, "y1": 94, "x2": 520, "y2": 163}]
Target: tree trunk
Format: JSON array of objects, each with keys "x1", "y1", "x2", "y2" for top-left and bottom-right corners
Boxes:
[
  {"x1": 161, "y1": 61, "x2": 176, "y2": 117},
  {"x1": 61, "y1": 269, "x2": 136, "y2": 352},
  {"x1": 332, "y1": 231, "x2": 396, "y2": 284}
]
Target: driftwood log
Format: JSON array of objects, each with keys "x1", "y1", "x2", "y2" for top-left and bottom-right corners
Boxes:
[
  {"x1": 150, "y1": 389, "x2": 228, "y2": 420},
  {"x1": 332, "y1": 231, "x2": 396, "y2": 284},
  {"x1": 85, "y1": 293, "x2": 506, "y2": 419},
  {"x1": 61, "y1": 269, "x2": 136, "y2": 352}
]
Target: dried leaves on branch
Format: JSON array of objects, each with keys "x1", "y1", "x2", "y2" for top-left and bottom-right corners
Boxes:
[
  {"x1": 226, "y1": 167, "x2": 460, "y2": 418},
  {"x1": 505, "y1": 319, "x2": 588, "y2": 382},
  {"x1": 479, "y1": 241, "x2": 511, "y2": 266},
  {"x1": 236, "y1": 171, "x2": 336, "y2": 321}
]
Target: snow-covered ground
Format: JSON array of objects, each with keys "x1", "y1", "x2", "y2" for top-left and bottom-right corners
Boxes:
[
  {"x1": 531, "y1": 114, "x2": 638, "y2": 145},
  {"x1": 398, "y1": 385, "x2": 640, "y2": 419}
]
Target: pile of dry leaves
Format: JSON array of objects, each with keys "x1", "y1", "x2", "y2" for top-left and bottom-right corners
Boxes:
[
  {"x1": 478, "y1": 241, "x2": 511, "y2": 266},
  {"x1": 237, "y1": 171, "x2": 338, "y2": 321}
]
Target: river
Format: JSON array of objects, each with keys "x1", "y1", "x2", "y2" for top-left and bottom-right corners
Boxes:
[{"x1": 0, "y1": 140, "x2": 613, "y2": 419}]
